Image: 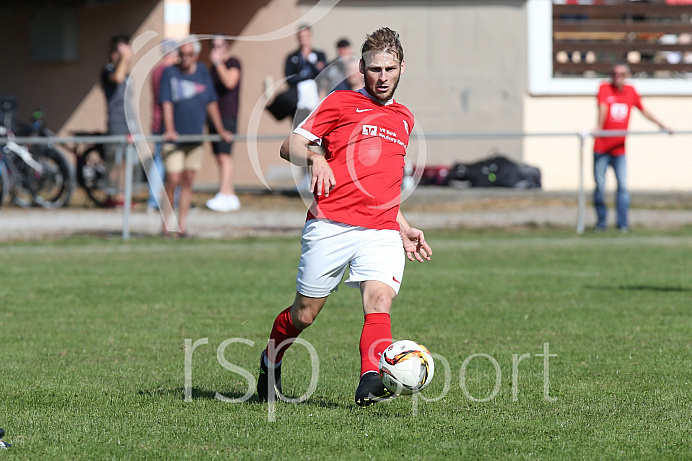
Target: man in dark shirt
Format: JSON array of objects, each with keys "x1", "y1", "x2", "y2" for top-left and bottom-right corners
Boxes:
[
  {"x1": 205, "y1": 35, "x2": 242, "y2": 212},
  {"x1": 158, "y1": 36, "x2": 232, "y2": 237},
  {"x1": 285, "y1": 25, "x2": 327, "y2": 127},
  {"x1": 100, "y1": 35, "x2": 132, "y2": 207}
]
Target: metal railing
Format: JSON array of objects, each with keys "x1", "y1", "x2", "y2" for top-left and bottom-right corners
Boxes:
[{"x1": 1, "y1": 130, "x2": 687, "y2": 239}]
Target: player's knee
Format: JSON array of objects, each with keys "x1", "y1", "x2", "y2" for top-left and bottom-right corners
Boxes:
[
  {"x1": 181, "y1": 172, "x2": 195, "y2": 187},
  {"x1": 291, "y1": 309, "x2": 315, "y2": 329},
  {"x1": 365, "y1": 291, "x2": 394, "y2": 314},
  {"x1": 290, "y1": 303, "x2": 318, "y2": 329}
]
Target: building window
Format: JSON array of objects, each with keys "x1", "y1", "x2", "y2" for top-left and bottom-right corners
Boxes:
[
  {"x1": 528, "y1": 0, "x2": 692, "y2": 95},
  {"x1": 30, "y1": 6, "x2": 79, "y2": 62},
  {"x1": 553, "y1": 0, "x2": 692, "y2": 78}
]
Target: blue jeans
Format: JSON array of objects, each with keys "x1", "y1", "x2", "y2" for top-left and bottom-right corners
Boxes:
[
  {"x1": 147, "y1": 143, "x2": 166, "y2": 209},
  {"x1": 593, "y1": 152, "x2": 629, "y2": 229}
]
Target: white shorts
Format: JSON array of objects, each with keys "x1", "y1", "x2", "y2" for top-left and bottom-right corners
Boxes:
[{"x1": 296, "y1": 219, "x2": 405, "y2": 298}]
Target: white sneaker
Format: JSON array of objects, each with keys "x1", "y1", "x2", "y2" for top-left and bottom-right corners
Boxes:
[{"x1": 206, "y1": 193, "x2": 241, "y2": 212}]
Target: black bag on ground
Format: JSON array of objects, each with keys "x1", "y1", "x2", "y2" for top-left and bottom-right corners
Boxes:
[
  {"x1": 266, "y1": 86, "x2": 298, "y2": 121},
  {"x1": 446, "y1": 154, "x2": 541, "y2": 189}
]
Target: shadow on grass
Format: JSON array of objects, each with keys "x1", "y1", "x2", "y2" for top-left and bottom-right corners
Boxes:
[
  {"x1": 137, "y1": 387, "x2": 344, "y2": 408},
  {"x1": 138, "y1": 387, "x2": 219, "y2": 400},
  {"x1": 585, "y1": 284, "x2": 690, "y2": 293}
]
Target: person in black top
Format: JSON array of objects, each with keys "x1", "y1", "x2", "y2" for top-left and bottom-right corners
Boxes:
[{"x1": 205, "y1": 34, "x2": 242, "y2": 212}]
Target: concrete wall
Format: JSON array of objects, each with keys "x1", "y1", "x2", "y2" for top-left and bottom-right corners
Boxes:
[{"x1": 523, "y1": 95, "x2": 692, "y2": 192}]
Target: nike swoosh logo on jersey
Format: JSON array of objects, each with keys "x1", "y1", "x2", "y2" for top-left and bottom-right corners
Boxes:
[{"x1": 356, "y1": 108, "x2": 373, "y2": 112}]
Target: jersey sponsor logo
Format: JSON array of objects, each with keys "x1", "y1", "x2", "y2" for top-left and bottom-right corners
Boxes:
[
  {"x1": 170, "y1": 77, "x2": 207, "y2": 103},
  {"x1": 356, "y1": 108, "x2": 373, "y2": 113},
  {"x1": 609, "y1": 103, "x2": 628, "y2": 121},
  {"x1": 392, "y1": 276, "x2": 401, "y2": 284},
  {"x1": 362, "y1": 124, "x2": 378, "y2": 136}
]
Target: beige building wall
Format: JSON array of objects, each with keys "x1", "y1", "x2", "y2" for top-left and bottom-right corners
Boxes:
[
  {"x1": 523, "y1": 95, "x2": 692, "y2": 191},
  {"x1": 190, "y1": 0, "x2": 308, "y2": 188},
  {"x1": 6, "y1": 1, "x2": 685, "y2": 192},
  {"x1": 190, "y1": 0, "x2": 529, "y2": 188},
  {"x1": 0, "y1": 1, "x2": 161, "y2": 137},
  {"x1": 307, "y1": 1, "x2": 529, "y2": 168},
  {"x1": 1, "y1": 1, "x2": 530, "y2": 191}
]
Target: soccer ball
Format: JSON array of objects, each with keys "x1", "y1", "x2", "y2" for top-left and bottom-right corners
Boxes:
[{"x1": 378, "y1": 340, "x2": 434, "y2": 395}]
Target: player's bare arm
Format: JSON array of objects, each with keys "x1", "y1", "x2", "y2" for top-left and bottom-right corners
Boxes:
[
  {"x1": 109, "y1": 42, "x2": 132, "y2": 85},
  {"x1": 397, "y1": 210, "x2": 432, "y2": 263},
  {"x1": 640, "y1": 107, "x2": 673, "y2": 134},
  {"x1": 206, "y1": 101, "x2": 233, "y2": 143},
  {"x1": 162, "y1": 102, "x2": 178, "y2": 142},
  {"x1": 596, "y1": 102, "x2": 608, "y2": 132},
  {"x1": 280, "y1": 133, "x2": 336, "y2": 197}
]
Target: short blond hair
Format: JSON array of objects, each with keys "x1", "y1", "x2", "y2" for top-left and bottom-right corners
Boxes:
[{"x1": 361, "y1": 27, "x2": 403, "y2": 63}]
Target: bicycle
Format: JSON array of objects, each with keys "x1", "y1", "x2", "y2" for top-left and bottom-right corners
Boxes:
[
  {"x1": 0, "y1": 120, "x2": 74, "y2": 209},
  {"x1": 67, "y1": 131, "x2": 111, "y2": 207},
  {"x1": 66, "y1": 132, "x2": 148, "y2": 208},
  {"x1": 0, "y1": 151, "x2": 8, "y2": 207}
]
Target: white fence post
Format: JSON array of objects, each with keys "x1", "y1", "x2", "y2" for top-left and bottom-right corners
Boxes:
[
  {"x1": 576, "y1": 132, "x2": 587, "y2": 235},
  {"x1": 122, "y1": 141, "x2": 135, "y2": 240}
]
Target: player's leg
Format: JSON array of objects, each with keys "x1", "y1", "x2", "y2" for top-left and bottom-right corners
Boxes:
[
  {"x1": 177, "y1": 169, "x2": 196, "y2": 235},
  {"x1": 176, "y1": 144, "x2": 204, "y2": 236},
  {"x1": 161, "y1": 171, "x2": 180, "y2": 234},
  {"x1": 206, "y1": 119, "x2": 240, "y2": 212},
  {"x1": 218, "y1": 118, "x2": 237, "y2": 198},
  {"x1": 359, "y1": 281, "x2": 396, "y2": 374},
  {"x1": 257, "y1": 220, "x2": 352, "y2": 401},
  {"x1": 257, "y1": 293, "x2": 328, "y2": 402},
  {"x1": 146, "y1": 142, "x2": 165, "y2": 211},
  {"x1": 612, "y1": 155, "x2": 629, "y2": 231},
  {"x1": 593, "y1": 152, "x2": 609, "y2": 230},
  {"x1": 264, "y1": 293, "x2": 328, "y2": 367},
  {"x1": 217, "y1": 154, "x2": 234, "y2": 195},
  {"x1": 161, "y1": 145, "x2": 183, "y2": 235},
  {"x1": 354, "y1": 280, "x2": 397, "y2": 406},
  {"x1": 347, "y1": 228, "x2": 405, "y2": 406}
]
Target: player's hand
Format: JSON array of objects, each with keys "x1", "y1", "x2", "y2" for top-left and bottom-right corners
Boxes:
[
  {"x1": 310, "y1": 155, "x2": 336, "y2": 197},
  {"x1": 401, "y1": 227, "x2": 432, "y2": 262},
  {"x1": 210, "y1": 47, "x2": 224, "y2": 65},
  {"x1": 118, "y1": 42, "x2": 133, "y2": 60},
  {"x1": 220, "y1": 129, "x2": 233, "y2": 143},
  {"x1": 163, "y1": 129, "x2": 178, "y2": 142},
  {"x1": 662, "y1": 126, "x2": 674, "y2": 135}
]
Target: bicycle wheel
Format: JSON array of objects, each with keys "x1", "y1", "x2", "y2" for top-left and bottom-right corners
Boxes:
[
  {"x1": 0, "y1": 160, "x2": 9, "y2": 207},
  {"x1": 12, "y1": 147, "x2": 74, "y2": 208},
  {"x1": 76, "y1": 145, "x2": 109, "y2": 207}
]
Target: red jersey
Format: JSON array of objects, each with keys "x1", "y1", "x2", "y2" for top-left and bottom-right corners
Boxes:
[
  {"x1": 295, "y1": 89, "x2": 414, "y2": 231},
  {"x1": 593, "y1": 82, "x2": 642, "y2": 155},
  {"x1": 150, "y1": 63, "x2": 168, "y2": 134}
]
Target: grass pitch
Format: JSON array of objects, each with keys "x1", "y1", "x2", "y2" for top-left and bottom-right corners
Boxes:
[{"x1": 0, "y1": 229, "x2": 690, "y2": 460}]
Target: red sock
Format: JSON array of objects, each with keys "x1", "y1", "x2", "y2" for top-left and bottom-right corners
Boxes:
[
  {"x1": 359, "y1": 312, "x2": 392, "y2": 376},
  {"x1": 265, "y1": 306, "x2": 302, "y2": 366}
]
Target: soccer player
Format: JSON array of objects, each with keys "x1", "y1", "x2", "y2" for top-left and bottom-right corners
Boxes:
[
  {"x1": 256, "y1": 27, "x2": 432, "y2": 407},
  {"x1": 593, "y1": 62, "x2": 672, "y2": 232}
]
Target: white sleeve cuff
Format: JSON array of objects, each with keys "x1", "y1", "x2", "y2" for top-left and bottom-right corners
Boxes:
[{"x1": 293, "y1": 127, "x2": 322, "y2": 146}]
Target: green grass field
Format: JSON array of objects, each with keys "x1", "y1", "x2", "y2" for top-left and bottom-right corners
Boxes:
[{"x1": 1, "y1": 229, "x2": 690, "y2": 460}]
